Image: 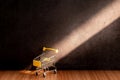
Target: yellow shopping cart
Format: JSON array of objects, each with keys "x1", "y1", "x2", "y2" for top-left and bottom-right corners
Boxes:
[{"x1": 33, "y1": 47, "x2": 58, "y2": 77}]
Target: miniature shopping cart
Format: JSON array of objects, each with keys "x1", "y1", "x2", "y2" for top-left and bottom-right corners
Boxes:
[{"x1": 33, "y1": 47, "x2": 58, "y2": 77}]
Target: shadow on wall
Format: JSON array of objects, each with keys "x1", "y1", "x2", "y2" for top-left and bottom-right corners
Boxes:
[
  {"x1": 57, "y1": 17, "x2": 120, "y2": 70},
  {"x1": 0, "y1": 0, "x2": 114, "y2": 69}
]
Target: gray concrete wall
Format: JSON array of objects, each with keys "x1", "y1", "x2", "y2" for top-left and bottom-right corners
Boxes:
[{"x1": 0, "y1": 0, "x2": 120, "y2": 69}]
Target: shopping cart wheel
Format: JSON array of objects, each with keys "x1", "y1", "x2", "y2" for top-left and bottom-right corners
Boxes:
[
  {"x1": 54, "y1": 69, "x2": 57, "y2": 74},
  {"x1": 43, "y1": 73, "x2": 46, "y2": 78},
  {"x1": 35, "y1": 72, "x2": 38, "y2": 76}
]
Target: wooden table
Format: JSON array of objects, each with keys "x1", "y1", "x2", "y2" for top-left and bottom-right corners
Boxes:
[{"x1": 0, "y1": 70, "x2": 120, "y2": 80}]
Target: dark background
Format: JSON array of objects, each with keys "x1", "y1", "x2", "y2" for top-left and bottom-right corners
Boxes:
[{"x1": 0, "y1": 0, "x2": 120, "y2": 70}]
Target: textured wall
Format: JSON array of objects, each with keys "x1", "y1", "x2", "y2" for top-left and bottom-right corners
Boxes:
[
  {"x1": 0, "y1": 0, "x2": 120, "y2": 69},
  {"x1": 57, "y1": 18, "x2": 120, "y2": 69}
]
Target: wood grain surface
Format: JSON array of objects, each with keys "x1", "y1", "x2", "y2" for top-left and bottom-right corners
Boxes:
[{"x1": 0, "y1": 70, "x2": 120, "y2": 80}]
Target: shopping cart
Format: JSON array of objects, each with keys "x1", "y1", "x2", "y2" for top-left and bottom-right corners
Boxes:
[{"x1": 33, "y1": 47, "x2": 58, "y2": 77}]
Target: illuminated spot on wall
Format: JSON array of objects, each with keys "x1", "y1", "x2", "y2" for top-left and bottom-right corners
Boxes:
[{"x1": 52, "y1": 0, "x2": 120, "y2": 62}]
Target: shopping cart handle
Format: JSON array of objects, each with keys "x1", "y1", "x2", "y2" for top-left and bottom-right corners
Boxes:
[{"x1": 43, "y1": 47, "x2": 58, "y2": 53}]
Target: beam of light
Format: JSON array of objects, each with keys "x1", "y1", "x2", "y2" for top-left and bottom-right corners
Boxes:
[{"x1": 52, "y1": 0, "x2": 120, "y2": 62}]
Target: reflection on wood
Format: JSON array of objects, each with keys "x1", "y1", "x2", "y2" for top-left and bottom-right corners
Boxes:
[{"x1": 0, "y1": 70, "x2": 120, "y2": 80}]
